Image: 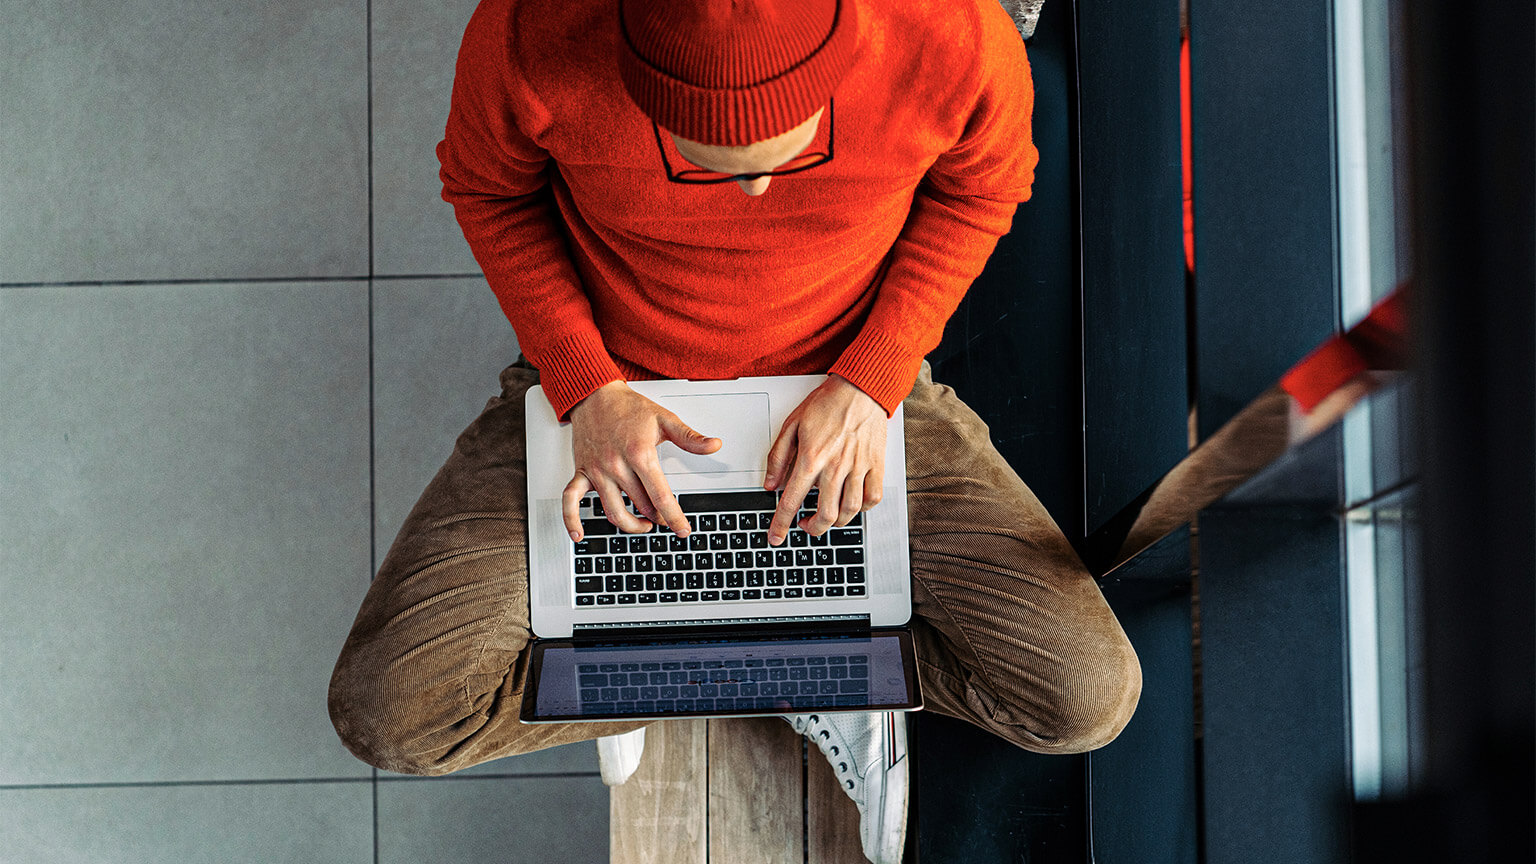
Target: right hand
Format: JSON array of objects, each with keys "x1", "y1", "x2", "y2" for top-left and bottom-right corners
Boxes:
[{"x1": 563, "y1": 380, "x2": 723, "y2": 541}]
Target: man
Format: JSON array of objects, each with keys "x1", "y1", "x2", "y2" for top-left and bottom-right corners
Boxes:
[{"x1": 328, "y1": 1, "x2": 1141, "y2": 861}]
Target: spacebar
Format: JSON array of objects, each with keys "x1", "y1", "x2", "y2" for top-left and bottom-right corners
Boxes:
[{"x1": 677, "y1": 491, "x2": 778, "y2": 513}]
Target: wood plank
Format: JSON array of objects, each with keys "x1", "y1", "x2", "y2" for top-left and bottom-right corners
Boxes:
[
  {"x1": 806, "y1": 733, "x2": 870, "y2": 864},
  {"x1": 706, "y1": 717, "x2": 805, "y2": 864},
  {"x1": 611, "y1": 720, "x2": 708, "y2": 864}
]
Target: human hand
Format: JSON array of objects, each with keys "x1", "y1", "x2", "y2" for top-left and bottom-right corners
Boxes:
[
  {"x1": 763, "y1": 375, "x2": 887, "y2": 545},
  {"x1": 563, "y1": 381, "x2": 722, "y2": 541}
]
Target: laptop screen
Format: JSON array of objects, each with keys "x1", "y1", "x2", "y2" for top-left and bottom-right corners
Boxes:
[{"x1": 520, "y1": 628, "x2": 921, "y2": 723}]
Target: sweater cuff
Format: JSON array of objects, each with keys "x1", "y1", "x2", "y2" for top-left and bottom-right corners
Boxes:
[
  {"x1": 828, "y1": 328, "x2": 925, "y2": 417},
  {"x1": 533, "y1": 330, "x2": 625, "y2": 421}
]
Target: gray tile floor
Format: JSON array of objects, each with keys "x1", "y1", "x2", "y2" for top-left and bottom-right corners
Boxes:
[{"x1": 1, "y1": 1, "x2": 607, "y2": 861}]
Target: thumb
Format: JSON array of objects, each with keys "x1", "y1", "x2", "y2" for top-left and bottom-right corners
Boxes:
[{"x1": 661, "y1": 413, "x2": 722, "y2": 454}]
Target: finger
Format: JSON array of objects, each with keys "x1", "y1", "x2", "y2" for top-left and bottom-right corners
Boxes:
[
  {"x1": 617, "y1": 474, "x2": 659, "y2": 533},
  {"x1": 769, "y1": 471, "x2": 817, "y2": 546},
  {"x1": 763, "y1": 419, "x2": 799, "y2": 491},
  {"x1": 562, "y1": 472, "x2": 594, "y2": 541},
  {"x1": 861, "y1": 467, "x2": 883, "y2": 511},
  {"x1": 595, "y1": 475, "x2": 650, "y2": 534},
  {"x1": 835, "y1": 469, "x2": 865, "y2": 527},
  {"x1": 809, "y1": 465, "x2": 846, "y2": 534},
  {"x1": 634, "y1": 459, "x2": 692, "y2": 537},
  {"x1": 660, "y1": 413, "x2": 722, "y2": 455}
]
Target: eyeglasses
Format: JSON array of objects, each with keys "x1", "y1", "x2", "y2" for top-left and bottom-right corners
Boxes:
[{"x1": 653, "y1": 99, "x2": 835, "y2": 185}]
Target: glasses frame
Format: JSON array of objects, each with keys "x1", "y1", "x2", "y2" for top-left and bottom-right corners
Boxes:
[{"x1": 653, "y1": 98, "x2": 836, "y2": 185}]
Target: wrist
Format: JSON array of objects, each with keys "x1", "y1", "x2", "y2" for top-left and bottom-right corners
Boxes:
[{"x1": 569, "y1": 379, "x2": 629, "y2": 421}]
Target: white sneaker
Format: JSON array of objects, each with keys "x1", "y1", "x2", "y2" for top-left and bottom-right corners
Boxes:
[
  {"x1": 596, "y1": 727, "x2": 646, "y2": 786},
  {"x1": 786, "y1": 711, "x2": 909, "y2": 864}
]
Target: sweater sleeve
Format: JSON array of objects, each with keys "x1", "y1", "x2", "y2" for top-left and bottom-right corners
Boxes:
[
  {"x1": 828, "y1": 5, "x2": 1038, "y2": 415},
  {"x1": 437, "y1": 2, "x2": 623, "y2": 420}
]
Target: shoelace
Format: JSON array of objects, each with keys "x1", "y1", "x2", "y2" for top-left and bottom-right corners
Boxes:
[{"x1": 796, "y1": 714, "x2": 859, "y2": 793}]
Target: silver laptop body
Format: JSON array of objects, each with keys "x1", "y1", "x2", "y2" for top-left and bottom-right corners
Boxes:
[{"x1": 524, "y1": 375, "x2": 913, "y2": 639}]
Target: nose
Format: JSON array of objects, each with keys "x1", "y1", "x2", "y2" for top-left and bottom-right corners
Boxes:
[{"x1": 736, "y1": 176, "x2": 772, "y2": 196}]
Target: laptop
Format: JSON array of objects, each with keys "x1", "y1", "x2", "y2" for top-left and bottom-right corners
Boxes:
[{"x1": 519, "y1": 375, "x2": 922, "y2": 723}]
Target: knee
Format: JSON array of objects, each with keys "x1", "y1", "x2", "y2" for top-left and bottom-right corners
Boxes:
[
  {"x1": 327, "y1": 641, "x2": 503, "y2": 777},
  {"x1": 1033, "y1": 635, "x2": 1143, "y2": 753}
]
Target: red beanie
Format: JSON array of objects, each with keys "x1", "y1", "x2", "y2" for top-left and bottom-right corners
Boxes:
[{"x1": 617, "y1": 0, "x2": 859, "y2": 146}]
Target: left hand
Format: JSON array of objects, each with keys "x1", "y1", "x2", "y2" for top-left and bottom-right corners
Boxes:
[{"x1": 763, "y1": 375, "x2": 888, "y2": 545}]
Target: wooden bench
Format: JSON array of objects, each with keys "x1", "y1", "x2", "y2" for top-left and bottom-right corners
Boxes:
[{"x1": 611, "y1": 718, "x2": 869, "y2": 863}]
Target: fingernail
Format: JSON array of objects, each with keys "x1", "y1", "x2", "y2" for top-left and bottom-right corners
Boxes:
[
  {"x1": 764, "y1": 474, "x2": 777, "y2": 489},
  {"x1": 569, "y1": 530, "x2": 581, "y2": 542}
]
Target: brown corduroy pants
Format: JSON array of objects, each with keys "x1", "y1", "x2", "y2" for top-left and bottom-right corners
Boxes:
[{"x1": 328, "y1": 358, "x2": 1141, "y2": 776}]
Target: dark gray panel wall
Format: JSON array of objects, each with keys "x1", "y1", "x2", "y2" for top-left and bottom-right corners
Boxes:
[
  {"x1": 1077, "y1": 0, "x2": 1189, "y2": 532},
  {"x1": 1189, "y1": 2, "x2": 1339, "y2": 439},
  {"x1": 1200, "y1": 505, "x2": 1350, "y2": 864}
]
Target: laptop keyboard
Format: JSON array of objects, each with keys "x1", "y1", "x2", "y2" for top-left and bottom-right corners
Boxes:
[
  {"x1": 571, "y1": 490, "x2": 867, "y2": 607},
  {"x1": 576, "y1": 655, "x2": 873, "y2": 714}
]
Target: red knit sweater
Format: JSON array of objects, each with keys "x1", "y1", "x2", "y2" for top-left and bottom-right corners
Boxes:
[{"x1": 438, "y1": 0, "x2": 1038, "y2": 419}]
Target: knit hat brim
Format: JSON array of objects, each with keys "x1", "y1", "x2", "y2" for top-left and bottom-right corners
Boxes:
[{"x1": 618, "y1": 0, "x2": 859, "y2": 146}]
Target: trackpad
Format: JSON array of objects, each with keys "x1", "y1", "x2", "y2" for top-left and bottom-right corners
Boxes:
[{"x1": 654, "y1": 393, "x2": 770, "y2": 475}]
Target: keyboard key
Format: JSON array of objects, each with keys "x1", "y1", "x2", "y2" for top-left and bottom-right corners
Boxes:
[
  {"x1": 786, "y1": 569, "x2": 805, "y2": 585},
  {"x1": 785, "y1": 588, "x2": 803, "y2": 598},
  {"x1": 649, "y1": 535, "x2": 668, "y2": 552},
  {"x1": 805, "y1": 587, "x2": 824, "y2": 598},
  {"x1": 574, "y1": 538, "x2": 606, "y2": 555},
  {"x1": 638, "y1": 593, "x2": 658, "y2": 604},
  {"x1": 755, "y1": 551, "x2": 774, "y2": 568},
  {"x1": 635, "y1": 555, "x2": 653, "y2": 572},
  {"x1": 795, "y1": 550, "x2": 814, "y2": 567},
  {"x1": 767, "y1": 570, "x2": 785, "y2": 586},
  {"x1": 726, "y1": 572, "x2": 744, "y2": 588},
  {"x1": 710, "y1": 534, "x2": 729, "y2": 550},
  {"x1": 681, "y1": 591, "x2": 700, "y2": 602},
  {"x1": 847, "y1": 585, "x2": 866, "y2": 596},
  {"x1": 701, "y1": 591, "x2": 720, "y2": 601},
  {"x1": 615, "y1": 556, "x2": 633, "y2": 573},
  {"x1": 721, "y1": 590, "x2": 741, "y2": 601},
  {"x1": 575, "y1": 576, "x2": 602, "y2": 593},
  {"x1": 806, "y1": 568, "x2": 825, "y2": 585},
  {"x1": 775, "y1": 550, "x2": 794, "y2": 567},
  {"x1": 735, "y1": 551, "x2": 753, "y2": 569},
  {"x1": 738, "y1": 513, "x2": 758, "y2": 530},
  {"x1": 706, "y1": 572, "x2": 724, "y2": 589},
  {"x1": 830, "y1": 529, "x2": 862, "y2": 546},
  {"x1": 686, "y1": 573, "x2": 704, "y2": 589},
  {"x1": 674, "y1": 553, "x2": 693, "y2": 570},
  {"x1": 743, "y1": 589, "x2": 761, "y2": 600},
  {"x1": 605, "y1": 575, "x2": 623, "y2": 592},
  {"x1": 689, "y1": 535, "x2": 708, "y2": 551},
  {"x1": 790, "y1": 532, "x2": 809, "y2": 548},
  {"x1": 576, "y1": 595, "x2": 595, "y2": 606},
  {"x1": 581, "y1": 518, "x2": 617, "y2": 536},
  {"x1": 595, "y1": 557, "x2": 613, "y2": 573},
  {"x1": 655, "y1": 554, "x2": 673, "y2": 571},
  {"x1": 625, "y1": 574, "x2": 643, "y2": 592},
  {"x1": 660, "y1": 592, "x2": 678, "y2": 603},
  {"x1": 809, "y1": 532, "x2": 829, "y2": 548},
  {"x1": 629, "y1": 537, "x2": 649, "y2": 554},
  {"x1": 750, "y1": 533, "x2": 768, "y2": 549},
  {"x1": 746, "y1": 570, "x2": 764, "y2": 587},
  {"x1": 835, "y1": 548, "x2": 864, "y2": 565},
  {"x1": 614, "y1": 594, "x2": 633, "y2": 604},
  {"x1": 763, "y1": 589, "x2": 782, "y2": 599},
  {"x1": 665, "y1": 573, "x2": 684, "y2": 590},
  {"x1": 697, "y1": 514, "x2": 716, "y2": 532},
  {"x1": 847, "y1": 567, "x2": 865, "y2": 583},
  {"x1": 827, "y1": 586, "x2": 845, "y2": 597},
  {"x1": 574, "y1": 558, "x2": 592, "y2": 574},
  {"x1": 670, "y1": 535, "x2": 689, "y2": 551},
  {"x1": 714, "y1": 552, "x2": 733, "y2": 569},
  {"x1": 645, "y1": 573, "x2": 663, "y2": 591},
  {"x1": 814, "y1": 549, "x2": 833, "y2": 566},
  {"x1": 719, "y1": 514, "x2": 736, "y2": 531}
]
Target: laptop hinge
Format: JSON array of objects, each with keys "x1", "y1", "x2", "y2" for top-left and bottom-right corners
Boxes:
[{"x1": 570, "y1": 614, "x2": 872, "y2": 642}]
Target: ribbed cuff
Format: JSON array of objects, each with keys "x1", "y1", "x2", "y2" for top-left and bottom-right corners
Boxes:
[
  {"x1": 533, "y1": 330, "x2": 625, "y2": 421},
  {"x1": 828, "y1": 328, "x2": 924, "y2": 417}
]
